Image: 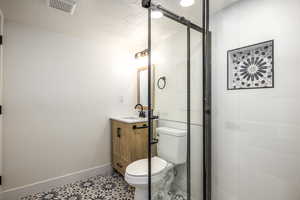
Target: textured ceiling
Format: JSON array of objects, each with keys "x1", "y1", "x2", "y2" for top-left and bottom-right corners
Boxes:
[{"x1": 0, "y1": 0, "x2": 239, "y2": 50}]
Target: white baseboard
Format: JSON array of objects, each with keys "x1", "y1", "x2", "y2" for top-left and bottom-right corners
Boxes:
[{"x1": 0, "y1": 163, "x2": 112, "y2": 200}]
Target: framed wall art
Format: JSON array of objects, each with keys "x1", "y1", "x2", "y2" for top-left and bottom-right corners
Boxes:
[{"x1": 227, "y1": 40, "x2": 274, "y2": 90}]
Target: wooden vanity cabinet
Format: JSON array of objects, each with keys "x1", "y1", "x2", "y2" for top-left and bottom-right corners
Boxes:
[{"x1": 111, "y1": 119, "x2": 156, "y2": 176}]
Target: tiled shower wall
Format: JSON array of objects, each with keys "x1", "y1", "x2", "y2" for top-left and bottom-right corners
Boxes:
[{"x1": 212, "y1": 0, "x2": 300, "y2": 199}]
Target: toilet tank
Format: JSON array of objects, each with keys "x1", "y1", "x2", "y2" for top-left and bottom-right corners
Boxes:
[{"x1": 156, "y1": 127, "x2": 187, "y2": 164}]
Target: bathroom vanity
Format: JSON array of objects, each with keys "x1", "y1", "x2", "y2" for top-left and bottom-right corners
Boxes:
[
  {"x1": 110, "y1": 117, "x2": 157, "y2": 175},
  {"x1": 109, "y1": 65, "x2": 157, "y2": 175}
]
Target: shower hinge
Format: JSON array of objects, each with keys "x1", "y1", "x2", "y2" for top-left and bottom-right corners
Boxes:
[
  {"x1": 0, "y1": 105, "x2": 2, "y2": 115},
  {"x1": 0, "y1": 35, "x2": 2, "y2": 45},
  {"x1": 0, "y1": 176, "x2": 2, "y2": 185}
]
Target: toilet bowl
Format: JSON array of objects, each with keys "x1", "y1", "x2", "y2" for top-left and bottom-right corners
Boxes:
[
  {"x1": 125, "y1": 156, "x2": 174, "y2": 200},
  {"x1": 125, "y1": 127, "x2": 187, "y2": 200}
]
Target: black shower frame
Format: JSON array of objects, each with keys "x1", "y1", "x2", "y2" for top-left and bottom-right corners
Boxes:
[{"x1": 142, "y1": 0, "x2": 211, "y2": 200}]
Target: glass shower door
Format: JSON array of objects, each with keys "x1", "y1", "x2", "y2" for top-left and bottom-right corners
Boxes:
[
  {"x1": 151, "y1": 15, "x2": 189, "y2": 200},
  {"x1": 144, "y1": 2, "x2": 211, "y2": 200}
]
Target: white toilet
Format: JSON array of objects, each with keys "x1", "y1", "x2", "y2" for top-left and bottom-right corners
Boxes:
[{"x1": 125, "y1": 127, "x2": 187, "y2": 200}]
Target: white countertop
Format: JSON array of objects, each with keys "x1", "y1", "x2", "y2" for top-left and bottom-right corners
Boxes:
[{"x1": 110, "y1": 116, "x2": 148, "y2": 124}]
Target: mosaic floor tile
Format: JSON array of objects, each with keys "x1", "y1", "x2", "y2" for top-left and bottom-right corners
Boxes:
[{"x1": 20, "y1": 173, "x2": 134, "y2": 200}]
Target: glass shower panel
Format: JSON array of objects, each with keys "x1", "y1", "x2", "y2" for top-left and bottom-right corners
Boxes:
[
  {"x1": 148, "y1": 10, "x2": 205, "y2": 200},
  {"x1": 190, "y1": 29, "x2": 204, "y2": 200},
  {"x1": 151, "y1": 15, "x2": 189, "y2": 200}
]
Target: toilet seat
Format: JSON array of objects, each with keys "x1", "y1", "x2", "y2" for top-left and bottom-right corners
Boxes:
[
  {"x1": 125, "y1": 157, "x2": 170, "y2": 185},
  {"x1": 127, "y1": 156, "x2": 168, "y2": 177}
]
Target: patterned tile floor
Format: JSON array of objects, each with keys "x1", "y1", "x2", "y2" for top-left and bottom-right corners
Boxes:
[{"x1": 20, "y1": 173, "x2": 134, "y2": 200}]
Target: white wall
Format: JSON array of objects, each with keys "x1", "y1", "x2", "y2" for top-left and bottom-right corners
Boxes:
[
  {"x1": 152, "y1": 19, "x2": 203, "y2": 199},
  {"x1": 212, "y1": 0, "x2": 300, "y2": 199},
  {"x1": 2, "y1": 21, "x2": 136, "y2": 190}
]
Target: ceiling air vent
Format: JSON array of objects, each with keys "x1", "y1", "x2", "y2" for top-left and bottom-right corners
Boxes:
[{"x1": 47, "y1": 0, "x2": 77, "y2": 15}]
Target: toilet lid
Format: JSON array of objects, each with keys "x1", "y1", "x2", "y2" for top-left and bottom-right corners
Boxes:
[{"x1": 126, "y1": 157, "x2": 168, "y2": 177}]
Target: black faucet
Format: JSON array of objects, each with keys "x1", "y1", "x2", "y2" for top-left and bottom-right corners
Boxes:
[{"x1": 134, "y1": 104, "x2": 146, "y2": 118}]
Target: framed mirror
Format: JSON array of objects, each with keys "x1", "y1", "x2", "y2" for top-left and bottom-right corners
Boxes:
[{"x1": 137, "y1": 66, "x2": 155, "y2": 110}]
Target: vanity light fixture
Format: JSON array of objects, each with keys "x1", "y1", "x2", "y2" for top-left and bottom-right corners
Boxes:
[
  {"x1": 180, "y1": 0, "x2": 195, "y2": 7},
  {"x1": 135, "y1": 49, "x2": 149, "y2": 60},
  {"x1": 134, "y1": 49, "x2": 149, "y2": 67}
]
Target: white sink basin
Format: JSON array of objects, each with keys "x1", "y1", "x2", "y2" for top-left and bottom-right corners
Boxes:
[{"x1": 110, "y1": 116, "x2": 148, "y2": 123}]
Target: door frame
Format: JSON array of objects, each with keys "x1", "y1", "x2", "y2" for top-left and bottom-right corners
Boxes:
[{"x1": 0, "y1": 7, "x2": 4, "y2": 190}]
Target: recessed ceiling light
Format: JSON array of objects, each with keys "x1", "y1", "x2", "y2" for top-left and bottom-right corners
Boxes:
[
  {"x1": 151, "y1": 9, "x2": 163, "y2": 19},
  {"x1": 180, "y1": 0, "x2": 195, "y2": 7}
]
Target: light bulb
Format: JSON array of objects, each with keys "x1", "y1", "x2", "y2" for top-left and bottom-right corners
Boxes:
[
  {"x1": 180, "y1": 0, "x2": 195, "y2": 7},
  {"x1": 151, "y1": 9, "x2": 163, "y2": 19}
]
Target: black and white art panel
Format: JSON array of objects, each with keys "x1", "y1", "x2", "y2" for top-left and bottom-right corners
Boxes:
[{"x1": 227, "y1": 40, "x2": 274, "y2": 90}]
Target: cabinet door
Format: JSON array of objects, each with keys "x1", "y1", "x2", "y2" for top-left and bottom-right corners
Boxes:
[
  {"x1": 133, "y1": 122, "x2": 148, "y2": 161},
  {"x1": 119, "y1": 123, "x2": 132, "y2": 174},
  {"x1": 111, "y1": 120, "x2": 158, "y2": 175},
  {"x1": 111, "y1": 121, "x2": 121, "y2": 171},
  {"x1": 111, "y1": 120, "x2": 132, "y2": 175}
]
